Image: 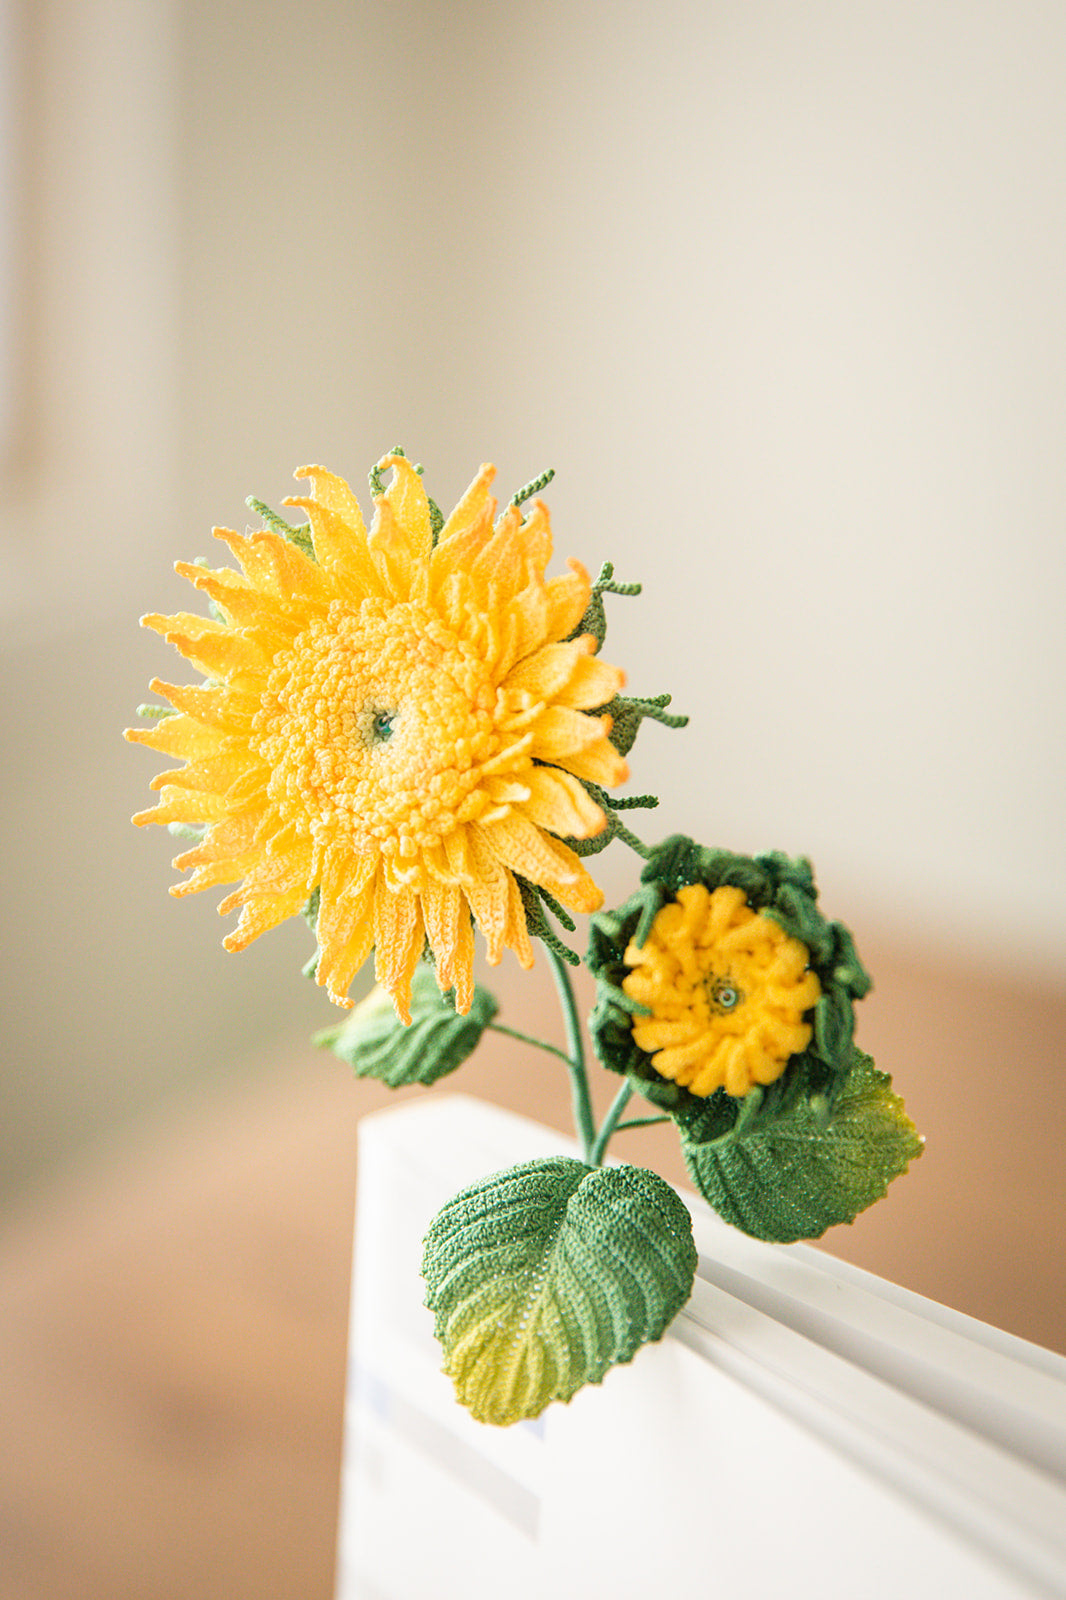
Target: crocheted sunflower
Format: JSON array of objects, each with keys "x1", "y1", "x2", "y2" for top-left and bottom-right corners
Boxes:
[
  {"x1": 589, "y1": 835, "x2": 871, "y2": 1113},
  {"x1": 128, "y1": 453, "x2": 629, "y2": 1021}
]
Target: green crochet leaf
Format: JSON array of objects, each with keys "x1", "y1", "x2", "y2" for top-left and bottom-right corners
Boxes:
[
  {"x1": 315, "y1": 964, "x2": 497, "y2": 1087},
  {"x1": 422, "y1": 1158, "x2": 697, "y2": 1425},
  {"x1": 681, "y1": 1048, "x2": 923, "y2": 1242}
]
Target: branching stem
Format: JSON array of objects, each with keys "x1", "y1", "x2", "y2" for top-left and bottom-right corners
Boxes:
[{"x1": 487, "y1": 1022, "x2": 575, "y2": 1067}]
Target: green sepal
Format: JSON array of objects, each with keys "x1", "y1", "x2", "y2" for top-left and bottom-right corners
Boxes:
[
  {"x1": 568, "y1": 560, "x2": 642, "y2": 650},
  {"x1": 572, "y1": 576, "x2": 608, "y2": 650},
  {"x1": 422, "y1": 1157, "x2": 697, "y2": 1425},
  {"x1": 517, "y1": 876, "x2": 580, "y2": 965},
  {"x1": 300, "y1": 887, "x2": 322, "y2": 979},
  {"x1": 301, "y1": 885, "x2": 321, "y2": 931},
  {"x1": 679, "y1": 1047, "x2": 923, "y2": 1242},
  {"x1": 314, "y1": 964, "x2": 498, "y2": 1087},
  {"x1": 601, "y1": 692, "x2": 689, "y2": 757},
  {"x1": 550, "y1": 561, "x2": 685, "y2": 860},
  {"x1": 166, "y1": 821, "x2": 206, "y2": 841}
]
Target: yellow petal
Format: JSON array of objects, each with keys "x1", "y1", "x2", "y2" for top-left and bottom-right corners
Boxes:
[
  {"x1": 246, "y1": 529, "x2": 331, "y2": 605},
  {"x1": 482, "y1": 774, "x2": 533, "y2": 807},
  {"x1": 544, "y1": 559, "x2": 591, "y2": 641},
  {"x1": 317, "y1": 916, "x2": 375, "y2": 1008},
  {"x1": 366, "y1": 457, "x2": 433, "y2": 598},
  {"x1": 365, "y1": 497, "x2": 417, "y2": 598},
  {"x1": 174, "y1": 562, "x2": 295, "y2": 635},
  {"x1": 212, "y1": 527, "x2": 285, "y2": 595},
  {"x1": 125, "y1": 715, "x2": 225, "y2": 762},
  {"x1": 173, "y1": 806, "x2": 265, "y2": 869},
  {"x1": 520, "y1": 766, "x2": 606, "y2": 840},
  {"x1": 475, "y1": 812, "x2": 583, "y2": 895},
  {"x1": 502, "y1": 638, "x2": 588, "y2": 703},
  {"x1": 141, "y1": 609, "x2": 225, "y2": 641},
  {"x1": 231, "y1": 840, "x2": 313, "y2": 900},
  {"x1": 284, "y1": 495, "x2": 384, "y2": 599},
  {"x1": 223, "y1": 881, "x2": 310, "y2": 953},
  {"x1": 169, "y1": 851, "x2": 260, "y2": 897},
  {"x1": 556, "y1": 651, "x2": 624, "y2": 711},
  {"x1": 502, "y1": 866, "x2": 535, "y2": 968},
  {"x1": 316, "y1": 861, "x2": 377, "y2": 1005},
  {"x1": 498, "y1": 583, "x2": 550, "y2": 677},
  {"x1": 422, "y1": 880, "x2": 476, "y2": 1012},
  {"x1": 141, "y1": 612, "x2": 269, "y2": 685},
  {"x1": 174, "y1": 560, "x2": 249, "y2": 597},
  {"x1": 293, "y1": 465, "x2": 367, "y2": 538},
  {"x1": 380, "y1": 452, "x2": 432, "y2": 558},
  {"x1": 555, "y1": 736, "x2": 629, "y2": 788},
  {"x1": 431, "y1": 485, "x2": 494, "y2": 567},
  {"x1": 439, "y1": 462, "x2": 496, "y2": 544},
  {"x1": 132, "y1": 784, "x2": 231, "y2": 828},
  {"x1": 449, "y1": 826, "x2": 510, "y2": 965},
  {"x1": 148, "y1": 751, "x2": 262, "y2": 797},
  {"x1": 371, "y1": 875, "x2": 424, "y2": 1022},
  {"x1": 529, "y1": 705, "x2": 612, "y2": 761},
  {"x1": 469, "y1": 502, "x2": 551, "y2": 607},
  {"x1": 146, "y1": 677, "x2": 256, "y2": 732},
  {"x1": 316, "y1": 848, "x2": 377, "y2": 948}
]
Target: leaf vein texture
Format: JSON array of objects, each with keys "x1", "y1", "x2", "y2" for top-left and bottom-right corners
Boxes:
[{"x1": 423, "y1": 1157, "x2": 697, "y2": 1424}]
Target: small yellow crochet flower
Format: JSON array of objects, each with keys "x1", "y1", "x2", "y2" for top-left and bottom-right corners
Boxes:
[
  {"x1": 622, "y1": 883, "x2": 821, "y2": 1098},
  {"x1": 128, "y1": 453, "x2": 628, "y2": 1021}
]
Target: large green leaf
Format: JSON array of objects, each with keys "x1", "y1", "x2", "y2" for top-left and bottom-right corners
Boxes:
[
  {"x1": 422, "y1": 1158, "x2": 697, "y2": 1426},
  {"x1": 314, "y1": 964, "x2": 497, "y2": 1087},
  {"x1": 681, "y1": 1048, "x2": 923, "y2": 1242}
]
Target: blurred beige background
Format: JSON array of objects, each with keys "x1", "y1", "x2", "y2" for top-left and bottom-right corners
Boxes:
[{"x1": 1, "y1": 2, "x2": 1065, "y2": 1597}]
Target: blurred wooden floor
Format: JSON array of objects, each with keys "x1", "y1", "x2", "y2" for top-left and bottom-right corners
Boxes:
[{"x1": 1, "y1": 944, "x2": 1064, "y2": 1600}]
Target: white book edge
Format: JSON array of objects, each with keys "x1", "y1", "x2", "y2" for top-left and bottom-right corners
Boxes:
[{"x1": 343, "y1": 1094, "x2": 1066, "y2": 1600}]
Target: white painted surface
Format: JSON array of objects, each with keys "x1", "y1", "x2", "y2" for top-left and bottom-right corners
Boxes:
[{"x1": 337, "y1": 1096, "x2": 1066, "y2": 1600}]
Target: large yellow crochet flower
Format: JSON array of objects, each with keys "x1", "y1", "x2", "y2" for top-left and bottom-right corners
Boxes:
[
  {"x1": 622, "y1": 884, "x2": 821, "y2": 1097},
  {"x1": 129, "y1": 454, "x2": 628, "y2": 1021}
]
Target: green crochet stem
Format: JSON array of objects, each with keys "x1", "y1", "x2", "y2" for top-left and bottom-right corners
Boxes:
[
  {"x1": 590, "y1": 1080, "x2": 633, "y2": 1166},
  {"x1": 486, "y1": 1021, "x2": 575, "y2": 1067},
  {"x1": 495, "y1": 953, "x2": 658, "y2": 1168},
  {"x1": 547, "y1": 946, "x2": 596, "y2": 1165}
]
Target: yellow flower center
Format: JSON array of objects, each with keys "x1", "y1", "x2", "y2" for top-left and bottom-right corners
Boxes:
[
  {"x1": 622, "y1": 883, "x2": 822, "y2": 1098},
  {"x1": 253, "y1": 597, "x2": 529, "y2": 871}
]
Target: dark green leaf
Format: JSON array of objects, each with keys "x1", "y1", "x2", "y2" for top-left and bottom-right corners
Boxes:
[{"x1": 681, "y1": 1048, "x2": 923, "y2": 1242}]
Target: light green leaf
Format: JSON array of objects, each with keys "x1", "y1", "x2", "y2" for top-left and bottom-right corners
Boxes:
[
  {"x1": 314, "y1": 964, "x2": 497, "y2": 1087},
  {"x1": 681, "y1": 1048, "x2": 923, "y2": 1242},
  {"x1": 422, "y1": 1157, "x2": 697, "y2": 1426}
]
